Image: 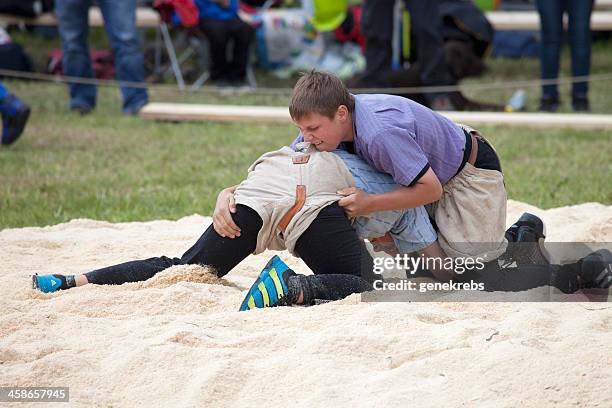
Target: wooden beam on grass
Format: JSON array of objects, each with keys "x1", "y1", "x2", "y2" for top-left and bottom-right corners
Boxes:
[
  {"x1": 443, "y1": 111, "x2": 612, "y2": 129},
  {"x1": 485, "y1": 11, "x2": 612, "y2": 31},
  {"x1": 140, "y1": 103, "x2": 291, "y2": 124},
  {"x1": 140, "y1": 103, "x2": 612, "y2": 129}
]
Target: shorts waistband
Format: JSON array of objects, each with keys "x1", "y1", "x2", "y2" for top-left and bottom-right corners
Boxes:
[{"x1": 455, "y1": 128, "x2": 473, "y2": 177}]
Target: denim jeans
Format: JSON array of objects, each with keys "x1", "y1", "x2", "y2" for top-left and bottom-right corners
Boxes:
[
  {"x1": 334, "y1": 149, "x2": 437, "y2": 254},
  {"x1": 535, "y1": 0, "x2": 594, "y2": 99},
  {"x1": 55, "y1": 0, "x2": 148, "y2": 113},
  {"x1": 0, "y1": 82, "x2": 7, "y2": 99}
]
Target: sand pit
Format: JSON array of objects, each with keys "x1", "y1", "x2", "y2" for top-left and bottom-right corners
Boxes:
[{"x1": 1, "y1": 200, "x2": 611, "y2": 407}]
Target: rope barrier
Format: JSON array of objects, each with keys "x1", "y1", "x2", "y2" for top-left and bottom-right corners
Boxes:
[{"x1": 2, "y1": 68, "x2": 612, "y2": 96}]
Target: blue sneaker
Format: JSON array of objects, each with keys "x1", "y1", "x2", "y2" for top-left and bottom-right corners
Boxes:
[
  {"x1": 239, "y1": 255, "x2": 296, "y2": 311},
  {"x1": 32, "y1": 274, "x2": 69, "y2": 293},
  {"x1": 1, "y1": 94, "x2": 31, "y2": 146}
]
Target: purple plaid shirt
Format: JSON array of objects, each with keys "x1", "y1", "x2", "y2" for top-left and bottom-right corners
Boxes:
[{"x1": 292, "y1": 94, "x2": 466, "y2": 186}]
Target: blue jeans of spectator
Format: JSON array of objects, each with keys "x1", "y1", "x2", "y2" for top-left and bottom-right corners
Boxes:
[
  {"x1": 0, "y1": 82, "x2": 7, "y2": 100},
  {"x1": 334, "y1": 149, "x2": 437, "y2": 254},
  {"x1": 535, "y1": 0, "x2": 593, "y2": 99},
  {"x1": 55, "y1": 0, "x2": 148, "y2": 113}
]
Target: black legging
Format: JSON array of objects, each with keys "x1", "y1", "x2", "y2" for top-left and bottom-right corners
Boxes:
[
  {"x1": 85, "y1": 203, "x2": 374, "y2": 302},
  {"x1": 458, "y1": 262, "x2": 580, "y2": 294},
  {"x1": 409, "y1": 257, "x2": 582, "y2": 294}
]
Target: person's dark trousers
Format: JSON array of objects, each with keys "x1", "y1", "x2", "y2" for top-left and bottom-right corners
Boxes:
[
  {"x1": 440, "y1": 257, "x2": 587, "y2": 294},
  {"x1": 403, "y1": 0, "x2": 454, "y2": 92},
  {"x1": 361, "y1": 0, "x2": 454, "y2": 92},
  {"x1": 199, "y1": 17, "x2": 255, "y2": 82},
  {"x1": 85, "y1": 203, "x2": 373, "y2": 302},
  {"x1": 360, "y1": 0, "x2": 394, "y2": 86},
  {"x1": 293, "y1": 202, "x2": 375, "y2": 304},
  {"x1": 55, "y1": 0, "x2": 149, "y2": 113},
  {"x1": 535, "y1": 0, "x2": 594, "y2": 100},
  {"x1": 84, "y1": 204, "x2": 262, "y2": 284}
]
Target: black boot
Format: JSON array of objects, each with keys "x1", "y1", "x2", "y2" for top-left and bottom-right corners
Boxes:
[
  {"x1": 578, "y1": 249, "x2": 612, "y2": 289},
  {"x1": 571, "y1": 94, "x2": 590, "y2": 113},
  {"x1": 503, "y1": 213, "x2": 549, "y2": 267},
  {"x1": 539, "y1": 95, "x2": 559, "y2": 112}
]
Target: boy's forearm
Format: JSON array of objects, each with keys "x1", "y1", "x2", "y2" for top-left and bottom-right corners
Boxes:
[
  {"x1": 367, "y1": 167, "x2": 443, "y2": 212},
  {"x1": 368, "y1": 184, "x2": 441, "y2": 213}
]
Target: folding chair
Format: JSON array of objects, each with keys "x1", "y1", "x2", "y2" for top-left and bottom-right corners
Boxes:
[
  {"x1": 153, "y1": 0, "x2": 203, "y2": 89},
  {"x1": 153, "y1": 0, "x2": 260, "y2": 90}
]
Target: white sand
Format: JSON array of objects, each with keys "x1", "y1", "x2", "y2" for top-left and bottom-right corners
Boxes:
[{"x1": 1, "y1": 200, "x2": 611, "y2": 407}]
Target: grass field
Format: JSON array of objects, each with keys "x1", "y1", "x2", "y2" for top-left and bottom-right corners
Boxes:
[{"x1": 0, "y1": 29, "x2": 611, "y2": 228}]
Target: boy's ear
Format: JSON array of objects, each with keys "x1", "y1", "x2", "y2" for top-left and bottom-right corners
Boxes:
[{"x1": 336, "y1": 105, "x2": 349, "y2": 121}]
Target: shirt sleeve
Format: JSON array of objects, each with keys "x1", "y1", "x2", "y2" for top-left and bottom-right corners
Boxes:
[
  {"x1": 289, "y1": 132, "x2": 304, "y2": 150},
  {"x1": 364, "y1": 125, "x2": 430, "y2": 186}
]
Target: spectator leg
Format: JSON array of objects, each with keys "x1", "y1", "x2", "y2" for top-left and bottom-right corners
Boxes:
[
  {"x1": 199, "y1": 18, "x2": 231, "y2": 81},
  {"x1": 55, "y1": 0, "x2": 97, "y2": 110},
  {"x1": 567, "y1": 0, "x2": 594, "y2": 98},
  {"x1": 360, "y1": 0, "x2": 395, "y2": 86},
  {"x1": 536, "y1": 0, "x2": 565, "y2": 100},
  {"x1": 98, "y1": 0, "x2": 149, "y2": 113},
  {"x1": 404, "y1": 0, "x2": 454, "y2": 90},
  {"x1": 227, "y1": 18, "x2": 255, "y2": 82}
]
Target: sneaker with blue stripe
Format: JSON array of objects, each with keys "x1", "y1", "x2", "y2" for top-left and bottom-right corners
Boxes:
[{"x1": 239, "y1": 255, "x2": 295, "y2": 311}]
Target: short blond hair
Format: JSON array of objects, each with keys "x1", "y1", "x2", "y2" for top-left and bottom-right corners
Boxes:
[{"x1": 289, "y1": 70, "x2": 355, "y2": 121}]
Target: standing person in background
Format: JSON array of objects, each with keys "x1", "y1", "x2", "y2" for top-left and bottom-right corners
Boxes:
[
  {"x1": 535, "y1": 0, "x2": 594, "y2": 112},
  {"x1": 55, "y1": 0, "x2": 149, "y2": 115},
  {"x1": 0, "y1": 82, "x2": 30, "y2": 146},
  {"x1": 196, "y1": 0, "x2": 255, "y2": 86},
  {"x1": 360, "y1": 0, "x2": 456, "y2": 110}
]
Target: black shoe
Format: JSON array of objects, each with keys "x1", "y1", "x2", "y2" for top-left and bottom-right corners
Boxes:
[
  {"x1": 578, "y1": 249, "x2": 612, "y2": 289},
  {"x1": 503, "y1": 212, "x2": 549, "y2": 266},
  {"x1": 538, "y1": 96, "x2": 559, "y2": 112},
  {"x1": 571, "y1": 95, "x2": 590, "y2": 112},
  {"x1": 505, "y1": 212, "x2": 546, "y2": 242},
  {"x1": 70, "y1": 105, "x2": 93, "y2": 115}
]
